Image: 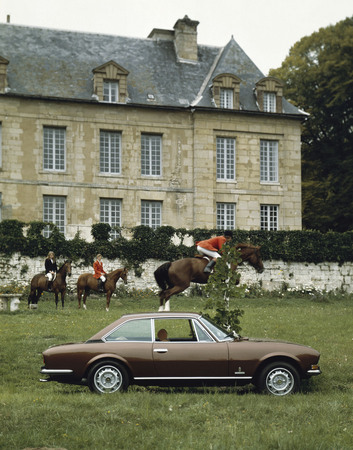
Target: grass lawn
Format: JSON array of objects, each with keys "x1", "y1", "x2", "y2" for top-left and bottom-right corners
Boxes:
[{"x1": 0, "y1": 292, "x2": 352, "y2": 450}]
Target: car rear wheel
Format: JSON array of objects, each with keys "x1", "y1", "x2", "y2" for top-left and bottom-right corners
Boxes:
[
  {"x1": 87, "y1": 361, "x2": 129, "y2": 394},
  {"x1": 257, "y1": 362, "x2": 300, "y2": 396}
]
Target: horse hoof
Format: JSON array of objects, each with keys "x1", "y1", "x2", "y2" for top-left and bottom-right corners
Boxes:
[
  {"x1": 106, "y1": 308, "x2": 109, "y2": 312},
  {"x1": 158, "y1": 306, "x2": 164, "y2": 312},
  {"x1": 83, "y1": 304, "x2": 87, "y2": 310}
]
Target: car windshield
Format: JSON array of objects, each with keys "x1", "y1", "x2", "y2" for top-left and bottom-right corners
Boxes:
[{"x1": 200, "y1": 316, "x2": 237, "y2": 341}]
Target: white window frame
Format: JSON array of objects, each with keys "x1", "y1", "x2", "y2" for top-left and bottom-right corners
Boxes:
[
  {"x1": 260, "y1": 140, "x2": 278, "y2": 183},
  {"x1": 141, "y1": 134, "x2": 162, "y2": 176},
  {"x1": 100, "y1": 130, "x2": 121, "y2": 174},
  {"x1": 263, "y1": 92, "x2": 276, "y2": 112},
  {"x1": 217, "y1": 137, "x2": 236, "y2": 181},
  {"x1": 261, "y1": 205, "x2": 278, "y2": 230},
  {"x1": 43, "y1": 127, "x2": 66, "y2": 171},
  {"x1": 103, "y1": 81, "x2": 119, "y2": 103},
  {"x1": 43, "y1": 196, "x2": 66, "y2": 237},
  {"x1": 141, "y1": 200, "x2": 162, "y2": 229},
  {"x1": 100, "y1": 198, "x2": 122, "y2": 239},
  {"x1": 217, "y1": 203, "x2": 236, "y2": 230},
  {"x1": 220, "y1": 88, "x2": 233, "y2": 109}
]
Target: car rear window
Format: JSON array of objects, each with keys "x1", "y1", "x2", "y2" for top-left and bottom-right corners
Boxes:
[{"x1": 105, "y1": 319, "x2": 152, "y2": 342}]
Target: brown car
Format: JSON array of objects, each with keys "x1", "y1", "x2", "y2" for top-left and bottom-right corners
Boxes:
[{"x1": 40, "y1": 312, "x2": 321, "y2": 396}]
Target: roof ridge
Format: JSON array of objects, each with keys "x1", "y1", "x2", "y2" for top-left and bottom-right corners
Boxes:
[{"x1": 191, "y1": 46, "x2": 225, "y2": 107}]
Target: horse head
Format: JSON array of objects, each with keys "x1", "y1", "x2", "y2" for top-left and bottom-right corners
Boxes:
[
  {"x1": 236, "y1": 244, "x2": 264, "y2": 273},
  {"x1": 121, "y1": 268, "x2": 128, "y2": 284},
  {"x1": 60, "y1": 260, "x2": 72, "y2": 277}
]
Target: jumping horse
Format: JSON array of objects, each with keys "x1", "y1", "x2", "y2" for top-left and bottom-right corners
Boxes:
[
  {"x1": 154, "y1": 243, "x2": 264, "y2": 311},
  {"x1": 77, "y1": 268, "x2": 128, "y2": 312},
  {"x1": 28, "y1": 260, "x2": 72, "y2": 309}
]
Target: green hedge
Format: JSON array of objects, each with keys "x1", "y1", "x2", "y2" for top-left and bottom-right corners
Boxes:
[{"x1": 0, "y1": 220, "x2": 352, "y2": 265}]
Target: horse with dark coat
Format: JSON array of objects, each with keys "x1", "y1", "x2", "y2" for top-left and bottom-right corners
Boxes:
[
  {"x1": 28, "y1": 260, "x2": 72, "y2": 309},
  {"x1": 77, "y1": 267, "x2": 128, "y2": 311},
  {"x1": 154, "y1": 243, "x2": 264, "y2": 311}
]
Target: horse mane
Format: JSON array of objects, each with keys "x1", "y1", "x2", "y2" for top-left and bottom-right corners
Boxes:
[
  {"x1": 58, "y1": 260, "x2": 71, "y2": 272},
  {"x1": 235, "y1": 243, "x2": 260, "y2": 250}
]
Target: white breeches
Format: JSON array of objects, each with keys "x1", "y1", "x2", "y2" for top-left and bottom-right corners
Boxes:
[
  {"x1": 197, "y1": 246, "x2": 221, "y2": 259},
  {"x1": 100, "y1": 275, "x2": 106, "y2": 282}
]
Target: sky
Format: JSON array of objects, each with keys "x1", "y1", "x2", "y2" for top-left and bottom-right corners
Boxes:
[{"x1": 1, "y1": 0, "x2": 352, "y2": 75}]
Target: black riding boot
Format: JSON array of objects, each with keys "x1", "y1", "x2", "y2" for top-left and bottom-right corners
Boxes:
[
  {"x1": 204, "y1": 260, "x2": 216, "y2": 273},
  {"x1": 98, "y1": 279, "x2": 104, "y2": 292},
  {"x1": 47, "y1": 281, "x2": 52, "y2": 292}
]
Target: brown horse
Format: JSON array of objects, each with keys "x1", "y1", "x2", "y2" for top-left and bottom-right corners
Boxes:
[
  {"x1": 77, "y1": 268, "x2": 128, "y2": 311},
  {"x1": 154, "y1": 243, "x2": 264, "y2": 311},
  {"x1": 28, "y1": 260, "x2": 72, "y2": 309}
]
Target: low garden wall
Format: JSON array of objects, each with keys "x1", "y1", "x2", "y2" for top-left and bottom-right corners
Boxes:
[{"x1": 1, "y1": 254, "x2": 352, "y2": 294}]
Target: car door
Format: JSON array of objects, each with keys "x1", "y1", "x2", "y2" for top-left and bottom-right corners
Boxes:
[{"x1": 152, "y1": 318, "x2": 228, "y2": 378}]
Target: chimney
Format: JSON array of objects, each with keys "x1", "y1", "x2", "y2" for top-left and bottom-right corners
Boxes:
[
  {"x1": 173, "y1": 15, "x2": 199, "y2": 62},
  {"x1": 7, "y1": 15, "x2": 10, "y2": 23}
]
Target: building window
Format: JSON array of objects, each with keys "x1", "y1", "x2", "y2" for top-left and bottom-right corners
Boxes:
[
  {"x1": 217, "y1": 137, "x2": 236, "y2": 181},
  {"x1": 261, "y1": 205, "x2": 278, "y2": 230},
  {"x1": 0, "y1": 193, "x2": 2, "y2": 222},
  {"x1": 43, "y1": 196, "x2": 66, "y2": 237},
  {"x1": 100, "y1": 198, "x2": 121, "y2": 239},
  {"x1": 141, "y1": 200, "x2": 161, "y2": 229},
  {"x1": 217, "y1": 203, "x2": 235, "y2": 230},
  {"x1": 43, "y1": 127, "x2": 66, "y2": 171},
  {"x1": 263, "y1": 92, "x2": 276, "y2": 112},
  {"x1": 220, "y1": 88, "x2": 233, "y2": 109},
  {"x1": 141, "y1": 134, "x2": 162, "y2": 176},
  {"x1": 260, "y1": 140, "x2": 278, "y2": 182},
  {"x1": 100, "y1": 130, "x2": 121, "y2": 174},
  {"x1": 103, "y1": 81, "x2": 119, "y2": 102}
]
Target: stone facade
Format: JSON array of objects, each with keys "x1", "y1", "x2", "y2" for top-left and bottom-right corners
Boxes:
[
  {"x1": 1, "y1": 255, "x2": 352, "y2": 295},
  {"x1": 0, "y1": 17, "x2": 304, "y2": 239}
]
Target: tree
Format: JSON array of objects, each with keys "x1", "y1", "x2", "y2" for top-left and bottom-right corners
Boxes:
[
  {"x1": 203, "y1": 244, "x2": 244, "y2": 334},
  {"x1": 269, "y1": 17, "x2": 353, "y2": 232}
]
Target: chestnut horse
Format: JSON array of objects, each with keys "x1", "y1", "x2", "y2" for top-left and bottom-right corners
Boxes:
[
  {"x1": 28, "y1": 260, "x2": 72, "y2": 309},
  {"x1": 154, "y1": 243, "x2": 264, "y2": 311},
  {"x1": 77, "y1": 268, "x2": 128, "y2": 311}
]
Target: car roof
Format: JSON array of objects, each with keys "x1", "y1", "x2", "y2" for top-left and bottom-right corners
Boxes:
[
  {"x1": 88, "y1": 312, "x2": 202, "y2": 340},
  {"x1": 120, "y1": 312, "x2": 202, "y2": 319}
]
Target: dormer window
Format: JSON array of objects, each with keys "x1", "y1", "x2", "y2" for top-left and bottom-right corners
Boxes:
[
  {"x1": 255, "y1": 77, "x2": 284, "y2": 113},
  {"x1": 103, "y1": 81, "x2": 119, "y2": 103},
  {"x1": 212, "y1": 74, "x2": 241, "y2": 110},
  {"x1": 93, "y1": 61, "x2": 129, "y2": 103},
  {"x1": 263, "y1": 92, "x2": 276, "y2": 112},
  {"x1": 220, "y1": 88, "x2": 234, "y2": 109},
  {"x1": 0, "y1": 56, "x2": 9, "y2": 93}
]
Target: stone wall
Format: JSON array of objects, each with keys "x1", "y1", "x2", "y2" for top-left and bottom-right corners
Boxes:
[{"x1": 1, "y1": 254, "x2": 352, "y2": 294}]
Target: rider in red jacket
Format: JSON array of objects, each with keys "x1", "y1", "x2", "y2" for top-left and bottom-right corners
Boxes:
[
  {"x1": 93, "y1": 254, "x2": 107, "y2": 291},
  {"x1": 196, "y1": 230, "x2": 233, "y2": 273}
]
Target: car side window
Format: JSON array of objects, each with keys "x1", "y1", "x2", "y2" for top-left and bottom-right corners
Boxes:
[
  {"x1": 105, "y1": 319, "x2": 152, "y2": 342},
  {"x1": 154, "y1": 319, "x2": 197, "y2": 342},
  {"x1": 193, "y1": 320, "x2": 214, "y2": 342}
]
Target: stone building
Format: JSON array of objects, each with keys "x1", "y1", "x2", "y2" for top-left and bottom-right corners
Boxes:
[{"x1": 0, "y1": 16, "x2": 305, "y2": 240}]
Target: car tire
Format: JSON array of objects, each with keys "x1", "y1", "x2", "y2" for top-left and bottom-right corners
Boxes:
[
  {"x1": 257, "y1": 361, "x2": 300, "y2": 396},
  {"x1": 87, "y1": 361, "x2": 129, "y2": 394}
]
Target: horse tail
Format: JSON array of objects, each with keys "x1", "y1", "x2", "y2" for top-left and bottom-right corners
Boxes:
[{"x1": 154, "y1": 262, "x2": 172, "y2": 291}]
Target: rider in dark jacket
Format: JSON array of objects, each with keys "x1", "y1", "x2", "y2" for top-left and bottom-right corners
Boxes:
[{"x1": 45, "y1": 251, "x2": 58, "y2": 291}]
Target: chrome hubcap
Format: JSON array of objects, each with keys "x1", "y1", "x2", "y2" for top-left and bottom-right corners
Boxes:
[
  {"x1": 266, "y1": 368, "x2": 294, "y2": 396},
  {"x1": 95, "y1": 366, "x2": 122, "y2": 393}
]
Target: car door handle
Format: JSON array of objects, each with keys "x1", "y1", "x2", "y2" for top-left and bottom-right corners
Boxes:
[{"x1": 154, "y1": 348, "x2": 168, "y2": 353}]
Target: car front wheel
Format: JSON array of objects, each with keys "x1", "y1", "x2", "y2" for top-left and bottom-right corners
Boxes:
[
  {"x1": 87, "y1": 361, "x2": 129, "y2": 394},
  {"x1": 257, "y1": 362, "x2": 300, "y2": 396}
]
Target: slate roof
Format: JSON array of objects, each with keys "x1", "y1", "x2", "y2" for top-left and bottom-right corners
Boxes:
[{"x1": 0, "y1": 22, "x2": 301, "y2": 115}]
